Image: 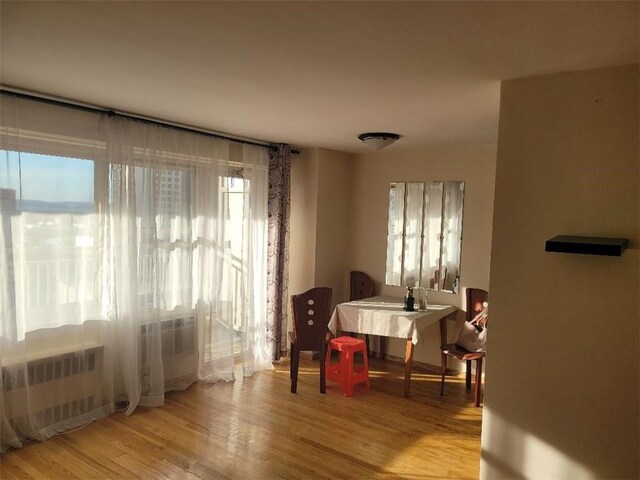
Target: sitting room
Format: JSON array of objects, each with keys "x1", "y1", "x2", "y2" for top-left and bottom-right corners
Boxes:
[{"x1": 0, "y1": 2, "x2": 638, "y2": 479}]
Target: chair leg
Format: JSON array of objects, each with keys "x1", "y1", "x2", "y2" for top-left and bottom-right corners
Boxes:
[
  {"x1": 440, "y1": 351, "x2": 447, "y2": 396},
  {"x1": 290, "y1": 341, "x2": 295, "y2": 380},
  {"x1": 466, "y1": 360, "x2": 472, "y2": 389},
  {"x1": 291, "y1": 344, "x2": 299, "y2": 394},
  {"x1": 474, "y1": 358, "x2": 483, "y2": 407},
  {"x1": 365, "y1": 334, "x2": 371, "y2": 358},
  {"x1": 320, "y1": 341, "x2": 327, "y2": 394}
]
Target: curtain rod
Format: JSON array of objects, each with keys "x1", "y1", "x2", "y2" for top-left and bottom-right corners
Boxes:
[{"x1": 0, "y1": 87, "x2": 299, "y2": 154}]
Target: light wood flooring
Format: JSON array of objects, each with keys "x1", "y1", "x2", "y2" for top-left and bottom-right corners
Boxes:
[{"x1": 0, "y1": 357, "x2": 482, "y2": 479}]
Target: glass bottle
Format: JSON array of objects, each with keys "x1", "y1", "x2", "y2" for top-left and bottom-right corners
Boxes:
[{"x1": 404, "y1": 287, "x2": 415, "y2": 311}]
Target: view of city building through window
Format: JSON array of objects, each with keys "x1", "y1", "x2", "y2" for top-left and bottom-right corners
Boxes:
[
  {"x1": 1, "y1": 149, "x2": 246, "y2": 347},
  {"x1": 0, "y1": 151, "x2": 98, "y2": 338}
]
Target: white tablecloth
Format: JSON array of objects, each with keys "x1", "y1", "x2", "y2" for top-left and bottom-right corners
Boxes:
[{"x1": 328, "y1": 295, "x2": 457, "y2": 345}]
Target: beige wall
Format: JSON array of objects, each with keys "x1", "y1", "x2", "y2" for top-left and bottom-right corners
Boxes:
[
  {"x1": 348, "y1": 144, "x2": 497, "y2": 366},
  {"x1": 481, "y1": 65, "x2": 639, "y2": 479},
  {"x1": 289, "y1": 147, "x2": 353, "y2": 330},
  {"x1": 314, "y1": 148, "x2": 353, "y2": 309},
  {"x1": 289, "y1": 148, "x2": 319, "y2": 305}
]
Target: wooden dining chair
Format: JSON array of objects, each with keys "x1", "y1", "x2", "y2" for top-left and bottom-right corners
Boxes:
[
  {"x1": 440, "y1": 287, "x2": 488, "y2": 407},
  {"x1": 349, "y1": 271, "x2": 374, "y2": 357},
  {"x1": 289, "y1": 287, "x2": 333, "y2": 394}
]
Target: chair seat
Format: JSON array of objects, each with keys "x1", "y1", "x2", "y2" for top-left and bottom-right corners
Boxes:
[
  {"x1": 441, "y1": 343, "x2": 485, "y2": 361},
  {"x1": 289, "y1": 330, "x2": 333, "y2": 345}
]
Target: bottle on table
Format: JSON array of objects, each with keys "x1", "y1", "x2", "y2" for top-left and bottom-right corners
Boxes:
[{"x1": 404, "y1": 287, "x2": 415, "y2": 312}]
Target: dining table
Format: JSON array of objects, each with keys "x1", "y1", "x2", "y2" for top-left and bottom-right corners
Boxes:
[{"x1": 328, "y1": 295, "x2": 457, "y2": 397}]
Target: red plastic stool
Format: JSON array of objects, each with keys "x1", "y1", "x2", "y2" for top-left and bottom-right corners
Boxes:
[{"x1": 325, "y1": 336, "x2": 370, "y2": 396}]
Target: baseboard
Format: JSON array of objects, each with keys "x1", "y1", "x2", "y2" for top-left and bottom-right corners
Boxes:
[
  {"x1": 290, "y1": 350, "x2": 465, "y2": 377},
  {"x1": 374, "y1": 352, "x2": 462, "y2": 376}
]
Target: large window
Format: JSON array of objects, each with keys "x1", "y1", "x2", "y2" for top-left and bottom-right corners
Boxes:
[
  {"x1": 0, "y1": 95, "x2": 272, "y2": 449},
  {"x1": 1, "y1": 147, "x2": 252, "y2": 346}
]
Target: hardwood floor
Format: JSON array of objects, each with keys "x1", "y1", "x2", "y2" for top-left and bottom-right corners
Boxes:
[{"x1": 0, "y1": 357, "x2": 482, "y2": 479}]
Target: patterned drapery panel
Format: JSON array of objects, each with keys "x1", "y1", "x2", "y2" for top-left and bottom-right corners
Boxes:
[{"x1": 266, "y1": 144, "x2": 291, "y2": 361}]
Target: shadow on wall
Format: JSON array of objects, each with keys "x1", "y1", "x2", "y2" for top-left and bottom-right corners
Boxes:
[{"x1": 481, "y1": 407, "x2": 592, "y2": 479}]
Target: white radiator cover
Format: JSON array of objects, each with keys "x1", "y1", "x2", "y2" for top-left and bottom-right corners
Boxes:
[
  {"x1": 1, "y1": 315, "x2": 198, "y2": 431},
  {"x1": 1, "y1": 342, "x2": 105, "y2": 431},
  {"x1": 139, "y1": 314, "x2": 197, "y2": 390}
]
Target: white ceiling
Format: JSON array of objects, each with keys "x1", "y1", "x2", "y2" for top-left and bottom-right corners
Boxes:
[{"x1": 1, "y1": 1, "x2": 638, "y2": 152}]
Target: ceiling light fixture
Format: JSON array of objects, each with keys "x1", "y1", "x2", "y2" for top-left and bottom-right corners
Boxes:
[{"x1": 358, "y1": 132, "x2": 400, "y2": 150}]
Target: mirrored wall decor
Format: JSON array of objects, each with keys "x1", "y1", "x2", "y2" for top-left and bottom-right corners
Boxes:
[{"x1": 385, "y1": 181, "x2": 465, "y2": 293}]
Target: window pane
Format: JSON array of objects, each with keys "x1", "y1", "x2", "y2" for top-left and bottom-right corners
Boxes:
[
  {"x1": 1, "y1": 150, "x2": 98, "y2": 339},
  {"x1": 1, "y1": 151, "x2": 94, "y2": 212},
  {"x1": 134, "y1": 165, "x2": 193, "y2": 314}
]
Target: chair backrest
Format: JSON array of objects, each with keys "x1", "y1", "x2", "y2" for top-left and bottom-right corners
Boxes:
[
  {"x1": 350, "y1": 271, "x2": 374, "y2": 301},
  {"x1": 291, "y1": 287, "x2": 333, "y2": 351},
  {"x1": 466, "y1": 287, "x2": 489, "y2": 323},
  {"x1": 439, "y1": 288, "x2": 489, "y2": 347}
]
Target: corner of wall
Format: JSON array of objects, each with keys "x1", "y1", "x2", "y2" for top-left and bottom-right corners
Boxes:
[{"x1": 481, "y1": 64, "x2": 639, "y2": 479}]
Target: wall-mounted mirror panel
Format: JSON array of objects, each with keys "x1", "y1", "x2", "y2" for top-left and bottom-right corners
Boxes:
[
  {"x1": 385, "y1": 182, "x2": 405, "y2": 287},
  {"x1": 401, "y1": 182, "x2": 424, "y2": 286},
  {"x1": 422, "y1": 181, "x2": 444, "y2": 289},
  {"x1": 385, "y1": 181, "x2": 465, "y2": 294}
]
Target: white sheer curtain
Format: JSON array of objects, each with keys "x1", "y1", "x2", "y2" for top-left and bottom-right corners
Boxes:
[{"x1": 0, "y1": 94, "x2": 272, "y2": 451}]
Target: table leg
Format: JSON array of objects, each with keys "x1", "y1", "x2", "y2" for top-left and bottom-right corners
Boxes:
[
  {"x1": 379, "y1": 337, "x2": 387, "y2": 360},
  {"x1": 404, "y1": 340, "x2": 414, "y2": 397}
]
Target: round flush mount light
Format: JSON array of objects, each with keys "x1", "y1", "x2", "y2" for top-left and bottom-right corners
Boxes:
[{"x1": 358, "y1": 132, "x2": 400, "y2": 150}]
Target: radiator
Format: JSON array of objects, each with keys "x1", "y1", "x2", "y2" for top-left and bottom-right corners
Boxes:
[
  {"x1": 139, "y1": 315, "x2": 196, "y2": 359},
  {"x1": 139, "y1": 314, "x2": 197, "y2": 390},
  {"x1": 1, "y1": 316, "x2": 197, "y2": 431},
  {"x1": 1, "y1": 342, "x2": 104, "y2": 432}
]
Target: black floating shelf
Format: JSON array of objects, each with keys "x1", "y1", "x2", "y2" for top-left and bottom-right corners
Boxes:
[{"x1": 545, "y1": 235, "x2": 628, "y2": 257}]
